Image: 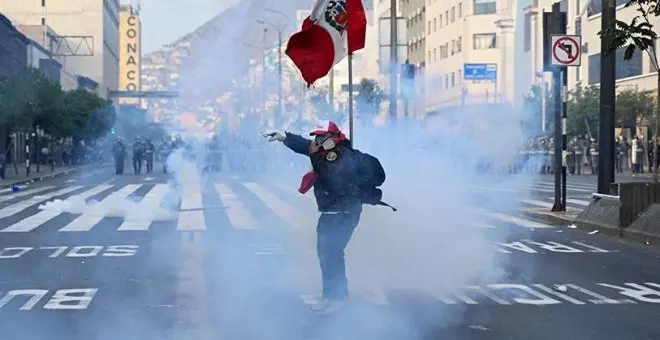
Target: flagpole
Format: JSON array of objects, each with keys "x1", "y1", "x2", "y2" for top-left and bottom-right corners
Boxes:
[{"x1": 348, "y1": 53, "x2": 354, "y2": 142}]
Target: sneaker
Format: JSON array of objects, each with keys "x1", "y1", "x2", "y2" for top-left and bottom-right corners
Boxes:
[{"x1": 309, "y1": 298, "x2": 346, "y2": 314}]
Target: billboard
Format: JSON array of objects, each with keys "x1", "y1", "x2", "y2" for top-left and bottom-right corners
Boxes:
[{"x1": 119, "y1": 9, "x2": 141, "y2": 105}]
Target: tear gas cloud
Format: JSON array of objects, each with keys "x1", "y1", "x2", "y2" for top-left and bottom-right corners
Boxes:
[{"x1": 37, "y1": 0, "x2": 543, "y2": 338}]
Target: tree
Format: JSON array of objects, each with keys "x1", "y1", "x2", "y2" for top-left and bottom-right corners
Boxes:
[
  {"x1": 567, "y1": 84, "x2": 600, "y2": 139},
  {"x1": 355, "y1": 78, "x2": 384, "y2": 118},
  {"x1": 599, "y1": 0, "x2": 660, "y2": 180},
  {"x1": 616, "y1": 88, "x2": 656, "y2": 128}
]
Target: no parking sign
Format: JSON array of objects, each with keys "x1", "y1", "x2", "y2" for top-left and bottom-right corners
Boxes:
[{"x1": 551, "y1": 35, "x2": 582, "y2": 67}]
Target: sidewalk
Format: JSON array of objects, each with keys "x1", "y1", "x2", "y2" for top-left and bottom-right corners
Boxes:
[{"x1": 0, "y1": 163, "x2": 103, "y2": 188}]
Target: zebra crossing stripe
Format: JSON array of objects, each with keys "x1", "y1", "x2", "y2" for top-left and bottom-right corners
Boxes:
[
  {"x1": 215, "y1": 183, "x2": 257, "y2": 230},
  {"x1": 0, "y1": 186, "x2": 56, "y2": 203},
  {"x1": 178, "y1": 180, "x2": 206, "y2": 231},
  {"x1": 118, "y1": 184, "x2": 171, "y2": 231},
  {"x1": 244, "y1": 182, "x2": 307, "y2": 229},
  {"x1": 1, "y1": 185, "x2": 111, "y2": 233},
  {"x1": 59, "y1": 184, "x2": 141, "y2": 232},
  {"x1": 0, "y1": 186, "x2": 83, "y2": 221}
]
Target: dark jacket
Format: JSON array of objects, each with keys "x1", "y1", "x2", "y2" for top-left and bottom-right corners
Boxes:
[{"x1": 283, "y1": 132, "x2": 382, "y2": 213}]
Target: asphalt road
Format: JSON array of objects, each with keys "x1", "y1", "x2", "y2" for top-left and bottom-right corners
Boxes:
[{"x1": 0, "y1": 167, "x2": 659, "y2": 340}]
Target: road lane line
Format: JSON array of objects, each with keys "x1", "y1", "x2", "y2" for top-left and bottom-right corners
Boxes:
[
  {"x1": 0, "y1": 186, "x2": 56, "y2": 203},
  {"x1": 566, "y1": 198, "x2": 590, "y2": 206},
  {"x1": 176, "y1": 232, "x2": 212, "y2": 339},
  {"x1": 215, "y1": 182, "x2": 257, "y2": 230},
  {"x1": 118, "y1": 184, "x2": 172, "y2": 231},
  {"x1": 469, "y1": 208, "x2": 554, "y2": 229},
  {"x1": 1, "y1": 185, "x2": 111, "y2": 233},
  {"x1": 177, "y1": 181, "x2": 206, "y2": 231},
  {"x1": 244, "y1": 182, "x2": 306, "y2": 229},
  {"x1": 59, "y1": 184, "x2": 141, "y2": 232},
  {"x1": 0, "y1": 186, "x2": 82, "y2": 221}
]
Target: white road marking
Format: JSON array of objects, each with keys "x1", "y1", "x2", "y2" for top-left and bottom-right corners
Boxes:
[
  {"x1": 566, "y1": 198, "x2": 591, "y2": 206},
  {"x1": 244, "y1": 182, "x2": 306, "y2": 229},
  {"x1": 471, "y1": 209, "x2": 554, "y2": 229},
  {"x1": 59, "y1": 184, "x2": 140, "y2": 232},
  {"x1": 177, "y1": 181, "x2": 205, "y2": 231},
  {"x1": 215, "y1": 182, "x2": 257, "y2": 230},
  {"x1": 118, "y1": 184, "x2": 171, "y2": 231},
  {"x1": 1, "y1": 185, "x2": 111, "y2": 233},
  {"x1": 176, "y1": 232, "x2": 212, "y2": 339},
  {"x1": 0, "y1": 186, "x2": 56, "y2": 203},
  {"x1": 0, "y1": 186, "x2": 82, "y2": 221}
]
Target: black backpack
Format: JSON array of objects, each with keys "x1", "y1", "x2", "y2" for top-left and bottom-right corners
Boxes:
[{"x1": 355, "y1": 151, "x2": 396, "y2": 211}]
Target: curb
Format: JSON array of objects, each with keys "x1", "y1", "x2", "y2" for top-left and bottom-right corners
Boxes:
[
  {"x1": 523, "y1": 209, "x2": 660, "y2": 246},
  {"x1": 1, "y1": 164, "x2": 108, "y2": 189}
]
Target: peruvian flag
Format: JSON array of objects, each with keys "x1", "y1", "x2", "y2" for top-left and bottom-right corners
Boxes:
[{"x1": 285, "y1": 0, "x2": 367, "y2": 86}]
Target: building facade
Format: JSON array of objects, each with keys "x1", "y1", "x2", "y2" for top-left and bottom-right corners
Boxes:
[
  {"x1": 118, "y1": 5, "x2": 141, "y2": 106},
  {"x1": 0, "y1": 0, "x2": 120, "y2": 98},
  {"x1": 402, "y1": 0, "x2": 425, "y2": 66},
  {"x1": 0, "y1": 14, "x2": 28, "y2": 77},
  {"x1": 517, "y1": 0, "x2": 659, "y2": 107},
  {"x1": 424, "y1": 0, "x2": 512, "y2": 113}
]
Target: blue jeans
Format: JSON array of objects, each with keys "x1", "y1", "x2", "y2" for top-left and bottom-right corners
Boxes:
[{"x1": 316, "y1": 212, "x2": 360, "y2": 301}]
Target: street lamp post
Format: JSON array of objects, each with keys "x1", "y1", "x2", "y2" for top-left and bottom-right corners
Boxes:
[{"x1": 257, "y1": 20, "x2": 285, "y2": 127}]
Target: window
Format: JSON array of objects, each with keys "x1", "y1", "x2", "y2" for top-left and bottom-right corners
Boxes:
[
  {"x1": 445, "y1": 74, "x2": 449, "y2": 88},
  {"x1": 451, "y1": 72, "x2": 456, "y2": 87},
  {"x1": 587, "y1": 47, "x2": 644, "y2": 84},
  {"x1": 473, "y1": 33, "x2": 497, "y2": 49},
  {"x1": 428, "y1": 51, "x2": 432, "y2": 62},
  {"x1": 451, "y1": 7, "x2": 456, "y2": 22},
  {"x1": 523, "y1": 13, "x2": 531, "y2": 52},
  {"x1": 41, "y1": 17, "x2": 46, "y2": 25},
  {"x1": 587, "y1": 0, "x2": 627, "y2": 16},
  {"x1": 474, "y1": 0, "x2": 496, "y2": 14},
  {"x1": 439, "y1": 15, "x2": 443, "y2": 28},
  {"x1": 445, "y1": 11, "x2": 449, "y2": 25},
  {"x1": 433, "y1": 48, "x2": 437, "y2": 62},
  {"x1": 458, "y1": 2, "x2": 463, "y2": 17},
  {"x1": 41, "y1": 0, "x2": 45, "y2": 6},
  {"x1": 428, "y1": 21, "x2": 431, "y2": 34},
  {"x1": 457, "y1": 36, "x2": 462, "y2": 52},
  {"x1": 433, "y1": 18, "x2": 437, "y2": 31},
  {"x1": 458, "y1": 69, "x2": 462, "y2": 83},
  {"x1": 451, "y1": 39, "x2": 456, "y2": 55}
]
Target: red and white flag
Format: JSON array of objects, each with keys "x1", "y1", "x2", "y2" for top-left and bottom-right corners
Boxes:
[{"x1": 285, "y1": 0, "x2": 367, "y2": 86}]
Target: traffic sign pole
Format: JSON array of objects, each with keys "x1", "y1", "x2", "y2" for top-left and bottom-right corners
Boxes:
[{"x1": 549, "y1": 2, "x2": 566, "y2": 212}]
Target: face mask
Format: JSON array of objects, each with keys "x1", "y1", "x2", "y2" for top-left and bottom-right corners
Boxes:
[{"x1": 315, "y1": 135, "x2": 336, "y2": 150}]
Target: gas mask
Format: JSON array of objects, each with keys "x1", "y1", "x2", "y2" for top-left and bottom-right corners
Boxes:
[{"x1": 314, "y1": 134, "x2": 336, "y2": 150}]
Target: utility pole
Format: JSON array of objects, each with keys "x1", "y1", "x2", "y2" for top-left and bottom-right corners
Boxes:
[
  {"x1": 262, "y1": 28, "x2": 267, "y2": 116},
  {"x1": 543, "y1": 2, "x2": 567, "y2": 212},
  {"x1": 329, "y1": 67, "x2": 334, "y2": 112},
  {"x1": 277, "y1": 29, "x2": 282, "y2": 125},
  {"x1": 598, "y1": 0, "x2": 616, "y2": 194},
  {"x1": 389, "y1": 0, "x2": 398, "y2": 122}
]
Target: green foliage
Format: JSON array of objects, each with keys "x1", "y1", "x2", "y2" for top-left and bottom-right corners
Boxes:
[
  {"x1": 616, "y1": 88, "x2": 656, "y2": 126},
  {"x1": 0, "y1": 69, "x2": 114, "y2": 138},
  {"x1": 567, "y1": 84, "x2": 600, "y2": 138},
  {"x1": 598, "y1": 0, "x2": 658, "y2": 65},
  {"x1": 355, "y1": 78, "x2": 384, "y2": 117}
]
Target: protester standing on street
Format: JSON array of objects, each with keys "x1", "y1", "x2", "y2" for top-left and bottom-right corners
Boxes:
[
  {"x1": 112, "y1": 137, "x2": 126, "y2": 175},
  {"x1": 144, "y1": 138, "x2": 155, "y2": 173},
  {"x1": 132, "y1": 137, "x2": 145, "y2": 175},
  {"x1": 263, "y1": 120, "x2": 393, "y2": 314}
]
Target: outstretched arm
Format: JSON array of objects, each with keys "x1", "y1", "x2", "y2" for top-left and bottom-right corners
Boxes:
[
  {"x1": 262, "y1": 131, "x2": 312, "y2": 156},
  {"x1": 283, "y1": 132, "x2": 312, "y2": 155}
]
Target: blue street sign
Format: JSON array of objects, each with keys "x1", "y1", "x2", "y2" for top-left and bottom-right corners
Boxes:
[{"x1": 463, "y1": 63, "x2": 497, "y2": 81}]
